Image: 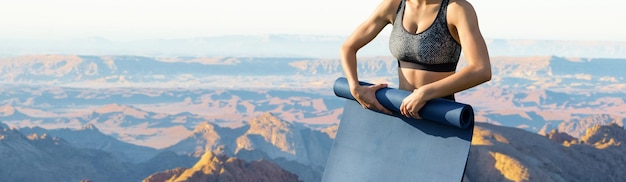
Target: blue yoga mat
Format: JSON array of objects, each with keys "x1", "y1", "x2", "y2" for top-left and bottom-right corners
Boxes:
[
  {"x1": 322, "y1": 77, "x2": 474, "y2": 182},
  {"x1": 332, "y1": 77, "x2": 474, "y2": 129}
]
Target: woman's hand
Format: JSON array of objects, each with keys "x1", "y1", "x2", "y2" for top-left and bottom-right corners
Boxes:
[
  {"x1": 400, "y1": 88, "x2": 427, "y2": 119},
  {"x1": 351, "y1": 84, "x2": 392, "y2": 115}
]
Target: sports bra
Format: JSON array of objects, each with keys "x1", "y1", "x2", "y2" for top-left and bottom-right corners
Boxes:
[{"x1": 389, "y1": 0, "x2": 461, "y2": 72}]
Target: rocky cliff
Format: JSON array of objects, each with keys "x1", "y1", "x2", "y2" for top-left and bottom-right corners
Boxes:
[
  {"x1": 465, "y1": 122, "x2": 626, "y2": 182},
  {"x1": 143, "y1": 151, "x2": 301, "y2": 182}
]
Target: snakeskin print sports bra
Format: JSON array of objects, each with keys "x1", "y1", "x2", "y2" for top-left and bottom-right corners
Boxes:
[{"x1": 389, "y1": 0, "x2": 461, "y2": 72}]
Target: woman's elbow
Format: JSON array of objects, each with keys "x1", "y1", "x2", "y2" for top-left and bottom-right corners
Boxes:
[
  {"x1": 340, "y1": 43, "x2": 357, "y2": 55},
  {"x1": 469, "y1": 64, "x2": 491, "y2": 83},
  {"x1": 479, "y1": 66, "x2": 492, "y2": 83}
]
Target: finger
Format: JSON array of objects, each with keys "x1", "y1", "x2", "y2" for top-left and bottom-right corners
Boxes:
[
  {"x1": 355, "y1": 99, "x2": 367, "y2": 109},
  {"x1": 402, "y1": 106, "x2": 408, "y2": 116},
  {"x1": 370, "y1": 83, "x2": 388, "y2": 90},
  {"x1": 405, "y1": 109, "x2": 413, "y2": 118},
  {"x1": 414, "y1": 104, "x2": 424, "y2": 119},
  {"x1": 374, "y1": 103, "x2": 392, "y2": 115},
  {"x1": 402, "y1": 102, "x2": 413, "y2": 117},
  {"x1": 414, "y1": 111, "x2": 421, "y2": 119},
  {"x1": 400, "y1": 101, "x2": 407, "y2": 116}
]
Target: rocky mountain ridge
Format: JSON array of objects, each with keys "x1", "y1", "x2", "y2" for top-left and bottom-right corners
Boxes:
[
  {"x1": 4, "y1": 109, "x2": 626, "y2": 182},
  {"x1": 163, "y1": 112, "x2": 331, "y2": 182},
  {"x1": 0, "y1": 122, "x2": 140, "y2": 181},
  {"x1": 19, "y1": 123, "x2": 159, "y2": 163},
  {"x1": 0, "y1": 122, "x2": 271, "y2": 182},
  {"x1": 2, "y1": 109, "x2": 332, "y2": 181}
]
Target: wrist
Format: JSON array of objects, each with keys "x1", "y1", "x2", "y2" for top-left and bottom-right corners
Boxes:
[
  {"x1": 349, "y1": 83, "x2": 362, "y2": 95},
  {"x1": 413, "y1": 86, "x2": 433, "y2": 101},
  {"x1": 347, "y1": 78, "x2": 360, "y2": 88}
]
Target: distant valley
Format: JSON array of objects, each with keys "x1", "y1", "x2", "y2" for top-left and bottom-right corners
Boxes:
[
  {"x1": 1, "y1": 53, "x2": 625, "y2": 181},
  {"x1": 1, "y1": 55, "x2": 624, "y2": 142}
]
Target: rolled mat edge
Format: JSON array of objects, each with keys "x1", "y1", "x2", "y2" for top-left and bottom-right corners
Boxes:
[{"x1": 333, "y1": 77, "x2": 474, "y2": 129}]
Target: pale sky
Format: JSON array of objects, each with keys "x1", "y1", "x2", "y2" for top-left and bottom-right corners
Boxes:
[{"x1": 1, "y1": 0, "x2": 625, "y2": 41}]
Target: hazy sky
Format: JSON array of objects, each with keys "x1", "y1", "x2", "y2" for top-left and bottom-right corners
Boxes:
[{"x1": 1, "y1": 0, "x2": 625, "y2": 41}]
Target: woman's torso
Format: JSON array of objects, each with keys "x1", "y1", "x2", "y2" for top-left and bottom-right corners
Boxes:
[{"x1": 388, "y1": 0, "x2": 461, "y2": 95}]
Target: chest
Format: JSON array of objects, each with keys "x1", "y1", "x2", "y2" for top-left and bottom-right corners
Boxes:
[{"x1": 400, "y1": 3, "x2": 441, "y2": 35}]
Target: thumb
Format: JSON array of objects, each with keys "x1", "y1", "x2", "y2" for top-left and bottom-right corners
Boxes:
[{"x1": 371, "y1": 83, "x2": 388, "y2": 90}]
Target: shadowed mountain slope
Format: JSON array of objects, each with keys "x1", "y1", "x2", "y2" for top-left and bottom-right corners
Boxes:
[
  {"x1": 19, "y1": 123, "x2": 159, "y2": 163},
  {"x1": 0, "y1": 123, "x2": 139, "y2": 181}
]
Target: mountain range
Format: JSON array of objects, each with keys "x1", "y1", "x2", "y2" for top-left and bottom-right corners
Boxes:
[
  {"x1": 2, "y1": 35, "x2": 626, "y2": 58},
  {"x1": 19, "y1": 123, "x2": 159, "y2": 163},
  {"x1": 1, "y1": 55, "x2": 624, "y2": 143},
  {"x1": 3, "y1": 112, "x2": 626, "y2": 181},
  {"x1": 1, "y1": 55, "x2": 624, "y2": 92},
  {"x1": 1, "y1": 52, "x2": 625, "y2": 181},
  {"x1": 0, "y1": 122, "x2": 197, "y2": 181}
]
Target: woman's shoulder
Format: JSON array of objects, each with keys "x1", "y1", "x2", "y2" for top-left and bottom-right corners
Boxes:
[
  {"x1": 447, "y1": 0, "x2": 477, "y2": 13},
  {"x1": 446, "y1": 0, "x2": 479, "y2": 22},
  {"x1": 377, "y1": 0, "x2": 402, "y2": 13},
  {"x1": 370, "y1": 0, "x2": 403, "y2": 24}
]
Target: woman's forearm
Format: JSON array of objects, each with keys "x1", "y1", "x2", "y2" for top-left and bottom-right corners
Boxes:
[
  {"x1": 419, "y1": 63, "x2": 491, "y2": 101},
  {"x1": 340, "y1": 44, "x2": 360, "y2": 89}
]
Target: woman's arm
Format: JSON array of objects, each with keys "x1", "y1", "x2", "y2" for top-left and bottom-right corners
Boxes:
[
  {"x1": 400, "y1": 0, "x2": 491, "y2": 118},
  {"x1": 340, "y1": 0, "x2": 399, "y2": 114}
]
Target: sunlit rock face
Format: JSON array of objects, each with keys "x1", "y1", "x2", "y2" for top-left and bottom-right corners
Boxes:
[
  {"x1": 234, "y1": 112, "x2": 332, "y2": 169},
  {"x1": 143, "y1": 151, "x2": 301, "y2": 182},
  {"x1": 465, "y1": 122, "x2": 626, "y2": 182}
]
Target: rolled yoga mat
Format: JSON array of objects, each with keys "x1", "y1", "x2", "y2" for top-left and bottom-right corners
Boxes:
[
  {"x1": 322, "y1": 77, "x2": 474, "y2": 182},
  {"x1": 332, "y1": 77, "x2": 474, "y2": 129}
]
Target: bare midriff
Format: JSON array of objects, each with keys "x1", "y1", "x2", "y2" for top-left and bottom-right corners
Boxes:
[{"x1": 398, "y1": 68, "x2": 454, "y2": 91}]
